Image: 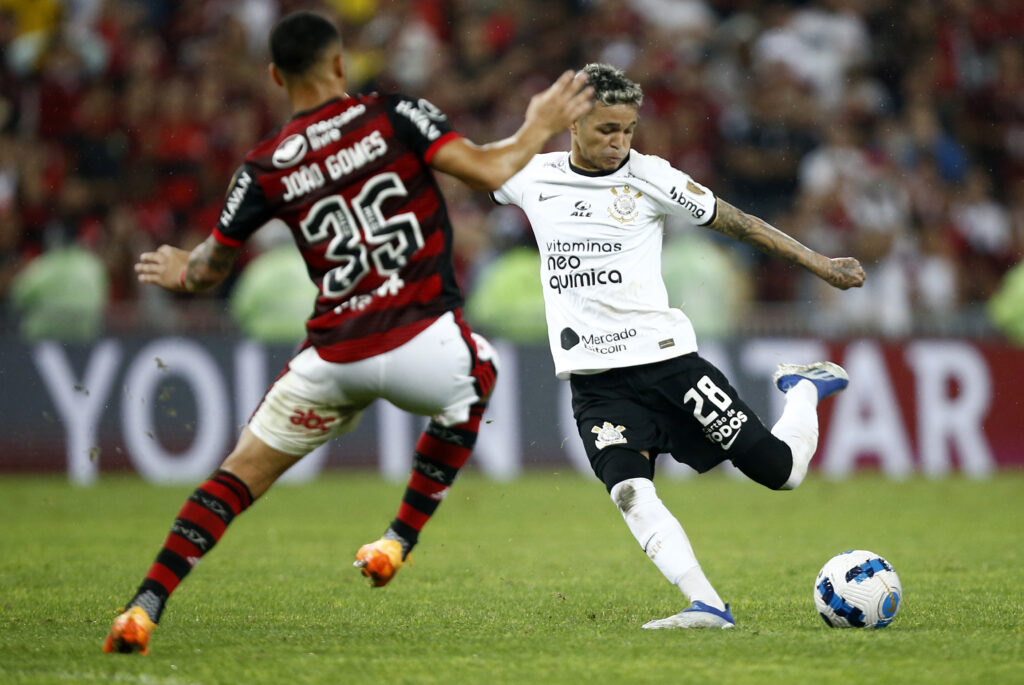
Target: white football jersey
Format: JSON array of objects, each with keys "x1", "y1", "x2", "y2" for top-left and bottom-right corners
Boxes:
[{"x1": 493, "y1": 151, "x2": 718, "y2": 379}]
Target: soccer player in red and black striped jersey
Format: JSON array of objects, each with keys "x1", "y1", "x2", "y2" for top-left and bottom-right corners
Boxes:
[{"x1": 104, "y1": 11, "x2": 593, "y2": 654}]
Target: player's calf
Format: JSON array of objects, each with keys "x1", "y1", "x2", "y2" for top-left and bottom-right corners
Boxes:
[{"x1": 766, "y1": 360, "x2": 849, "y2": 489}]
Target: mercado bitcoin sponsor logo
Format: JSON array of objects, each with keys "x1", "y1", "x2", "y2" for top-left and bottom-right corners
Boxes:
[{"x1": 581, "y1": 327, "x2": 637, "y2": 354}]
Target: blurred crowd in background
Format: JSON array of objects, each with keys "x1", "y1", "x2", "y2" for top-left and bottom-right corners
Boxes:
[{"x1": 1, "y1": 0, "x2": 1023, "y2": 343}]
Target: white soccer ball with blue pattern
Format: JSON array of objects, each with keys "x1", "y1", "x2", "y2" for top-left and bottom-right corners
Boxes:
[{"x1": 814, "y1": 550, "x2": 902, "y2": 628}]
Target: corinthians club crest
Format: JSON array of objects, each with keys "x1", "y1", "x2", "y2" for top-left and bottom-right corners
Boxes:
[
  {"x1": 592, "y1": 421, "x2": 628, "y2": 449},
  {"x1": 607, "y1": 185, "x2": 642, "y2": 224}
]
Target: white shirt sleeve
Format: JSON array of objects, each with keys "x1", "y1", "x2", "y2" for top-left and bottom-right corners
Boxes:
[
  {"x1": 630, "y1": 152, "x2": 717, "y2": 226},
  {"x1": 491, "y1": 157, "x2": 535, "y2": 207}
]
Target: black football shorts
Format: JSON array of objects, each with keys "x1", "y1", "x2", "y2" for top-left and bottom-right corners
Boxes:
[{"x1": 569, "y1": 352, "x2": 772, "y2": 474}]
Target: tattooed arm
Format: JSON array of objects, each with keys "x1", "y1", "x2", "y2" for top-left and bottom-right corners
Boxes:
[
  {"x1": 135, "y1": 236, "x2": 240, "y2": 293},
  {"x1": 705, "y1": 198, "x2": 866, "y2": 290}
]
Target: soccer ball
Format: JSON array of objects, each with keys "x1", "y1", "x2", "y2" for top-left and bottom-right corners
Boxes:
[{"x1": 814, "y1": 550, "x2": 902, "y2": 628}]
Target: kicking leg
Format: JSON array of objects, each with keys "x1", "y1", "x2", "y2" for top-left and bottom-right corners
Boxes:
[
  {"x1": 769, "y1": 379, "x2": 819, "y2": 490},
  {"x1": 597, "y1": 447, "x2": 734, "y2": 630},
  {"x1": 103, "y1": 428, "x2": 302, "y2": 654},
  {"x1": 731, "y1": 362, "x2": 848, "y2": 491},
  {"x1": 770, "y1": 361, "x2": 849, "y2": 489}
]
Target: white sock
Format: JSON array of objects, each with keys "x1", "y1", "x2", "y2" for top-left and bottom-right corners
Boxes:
[
  {"x1": 771, "y1": 379, "x2": 820, "y2": 489},
  {"x1": 609, "y1": 477, "x2": 725, "y2": 611}
]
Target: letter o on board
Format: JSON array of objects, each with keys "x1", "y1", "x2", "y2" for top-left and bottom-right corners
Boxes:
[{"x1": 122, "y1": 339, "x2": 230, "y2": 482}]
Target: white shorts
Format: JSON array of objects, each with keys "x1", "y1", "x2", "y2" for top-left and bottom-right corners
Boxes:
[{"x1": 248, "y1": 311, "x2": 498, "y2": 456}]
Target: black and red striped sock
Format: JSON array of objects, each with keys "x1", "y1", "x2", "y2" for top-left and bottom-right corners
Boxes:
[
  {"x1": 127, "y1": 470, "x2": 253, "y2": 622},
  {"x1": 385, "y1": 403, "x2": 486, "y2": 557}
]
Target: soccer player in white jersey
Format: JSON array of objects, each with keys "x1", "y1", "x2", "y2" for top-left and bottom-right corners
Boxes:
[{"x1": 492, "y1": 63, "x2": 866, "y2": 629}]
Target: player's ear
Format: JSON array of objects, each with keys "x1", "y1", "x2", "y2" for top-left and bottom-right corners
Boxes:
[
  {"x1": 331, "y1": 51, "x2": 346, "y2": 81},
  {"x1": 269, "y1": 63, "x2": 284, "y2": 88}
]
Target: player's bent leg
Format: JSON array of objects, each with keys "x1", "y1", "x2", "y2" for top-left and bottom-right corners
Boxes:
[
  {"x1": 356, "y1": 314, "x2": 497, "y2": 587},
  {"x1": 598, "y1": 447, "x2": 730, "y2": 628},
  {"x1": 356, "y1": 401, "x2": 489, "y2": 586},
  {"x1": 730, "y1": 434, "x2": 797, "y2": 491},
  {"x1": 768, "y1": 360, "x2": 849, "y2": 489},
  {"x1": 593, "y1": 445, "x2": 652, "y2": 492}
]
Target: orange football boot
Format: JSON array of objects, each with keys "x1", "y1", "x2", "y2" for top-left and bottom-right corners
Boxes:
[
  {"x1": 102, "y1": 606, "x2": 156, "y2": 655},
  {"x1": 354, "y1": 538, "x2": 407, "y2": 587}
]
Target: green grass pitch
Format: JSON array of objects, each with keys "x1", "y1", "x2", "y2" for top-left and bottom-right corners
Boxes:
[{"x1": 0, "y1": 471, "x2": 1021, "y2": 684}]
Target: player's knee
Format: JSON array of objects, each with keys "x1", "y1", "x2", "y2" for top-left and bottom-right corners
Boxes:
[
  {"x1": 593, "y1": 446, "x2": 653, "y2": 493},
  {"x1": 778, "y1": 466, "x2": 802, "y2": 489},
  {"x1": 730, "y1": 435, "x2": 793, "y2": 491}
]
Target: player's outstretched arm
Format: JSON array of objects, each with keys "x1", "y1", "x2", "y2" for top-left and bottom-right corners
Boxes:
[
  {"x1": 430, "y1": 70, "x2": 594, "y2": 191},
  {"x1": 135, "y1": 237, "x2": 240, "y2": 293},
  {"x1": 706, "y1": 198, "x2": 866, "y2": 290}
]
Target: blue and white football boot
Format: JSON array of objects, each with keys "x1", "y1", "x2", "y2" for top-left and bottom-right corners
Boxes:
[
  {"x1": 772, "y1": 361, "x2": 849, "y2": 401},
  {"x1": 641, "y1": 601, "x2": 735, "y2": 630}
]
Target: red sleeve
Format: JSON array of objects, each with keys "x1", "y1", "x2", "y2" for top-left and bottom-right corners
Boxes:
[{"x1": 424, "y1": 131, "x2": 463, "y2": 164}]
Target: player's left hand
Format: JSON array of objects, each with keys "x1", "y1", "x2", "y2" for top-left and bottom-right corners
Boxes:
[
  {"x1": 135, "y1": 245, "x2": 191, "y2": 292},
  {"x1": 526, "y1": 70, "x2": 595, "y2": 138},
  {"x1": 823, "y1": 257, "x2": 866, "y2": 290}
]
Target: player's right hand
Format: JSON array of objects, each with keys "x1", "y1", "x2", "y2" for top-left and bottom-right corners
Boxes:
[
  {"x1": 135, "y1": 244, "x2": 191, "y2": 292},
  {"x1": 526, "y1": 70, "x2": 595, "y2": 138},
  {"x1": 823, "y1": 257, "x2": 866, "y2": 290}
]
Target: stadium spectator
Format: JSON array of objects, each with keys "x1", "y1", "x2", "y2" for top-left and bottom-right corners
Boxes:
[{"x1": 949, "y1": 168, "x2": 1015, "y2": 301}]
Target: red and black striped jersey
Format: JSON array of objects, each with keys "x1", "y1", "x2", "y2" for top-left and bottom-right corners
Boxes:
[{"x1": 213, "y1": 93, "x2": 464, "y2": 362}]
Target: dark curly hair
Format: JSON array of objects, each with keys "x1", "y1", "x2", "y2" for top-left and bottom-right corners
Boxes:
[{"x1": 580, "y1": 63, "x2": 644, "y2": 108}]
